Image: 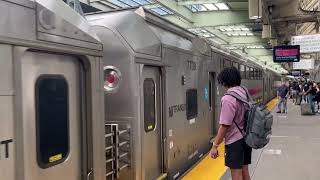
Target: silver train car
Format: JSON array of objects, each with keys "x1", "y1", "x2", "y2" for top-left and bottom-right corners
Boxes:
[
  {"x1": 87, "y1": 7, "x2": 280, "y2": 180},
  {"x1": 0, "y1": 0, "x2": 106, "y2": 180},
  {"x1": 0, "y1": 2, "x2": 280, "y2": 180}
]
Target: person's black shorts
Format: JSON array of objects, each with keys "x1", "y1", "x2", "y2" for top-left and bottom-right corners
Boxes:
[{"x1": 225, "y1": 138, "x2": 252, "y2": 169}]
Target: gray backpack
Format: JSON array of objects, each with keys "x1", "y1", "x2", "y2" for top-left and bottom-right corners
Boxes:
[{"x1": 225, "y1": 87, "x2": 273, "y2": 149}]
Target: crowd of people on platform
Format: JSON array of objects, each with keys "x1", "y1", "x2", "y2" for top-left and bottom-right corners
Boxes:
[{"x1": 277, "y1": 79, "x2": 320, "y2": 114}]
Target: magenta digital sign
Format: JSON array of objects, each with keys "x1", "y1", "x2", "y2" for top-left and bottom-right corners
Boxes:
[{"x1": 273, "y1": 45, "x2": 300, "y2": 62}]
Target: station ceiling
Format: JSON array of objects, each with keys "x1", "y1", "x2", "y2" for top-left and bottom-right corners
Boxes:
[{"x1": 83, "y1": 0, "x2": 288, "y2": 74}]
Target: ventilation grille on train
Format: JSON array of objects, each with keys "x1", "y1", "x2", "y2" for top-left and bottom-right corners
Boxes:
[{"x1": 105, "y1": 124, "x2": 131, "y2": 179}]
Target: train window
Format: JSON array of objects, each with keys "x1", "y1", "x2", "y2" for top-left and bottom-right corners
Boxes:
[
  {"x1": 233, "y1": 62, "x2": 239, "y2": 69},
  {"x1": 246, "y1": 66, "x2": 250, "y2": 79},
  {"x1": 240, "y1": 64, "x2": 246, "y2": 79},
  {"x1": 36, "y1": 75, "x2": 69, "y2": 168},
  {"x1": 252, "y1": 69, "x2": 255, "y2": 79},
  {"x1": 223, "y1": 60, "x2": 231, "y2": 68},
  {"x1": 186, "y1": 89, "x2": 198, "y2": 120},
  {"x1": 144, "y1": 79, "x2": 156, "y2": 132},
  {"x1": 209, "y1": 81, "x2": 212, "y2": 109},
  {"x1": 259, "y1": 71, "x2": 262, "y2": 80},
  {"x1": 250, "y1": 68, "x2": 254, "y2": 79},
  {"x1": 254, "y1": 69, "x2": 259, "y2": 80}
]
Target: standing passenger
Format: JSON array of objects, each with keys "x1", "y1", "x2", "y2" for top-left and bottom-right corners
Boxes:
[
  {"x1": 315, "y1": 83, "x2": 320, "y2": 112},
  {"x1": 277, "y1": 82, "x2": 289, "y2": 113},
  {"x1": 210, "y1": 67, "x2": 252, "y2": 180},
  {"x1": 296, "y1": 82, "x2": 303, "y2": 105},
  {"x1": 291, "y1": 81, "x2": 298, "y2": 104},
  {"x1": 288, "y1": 81, "x2": 292, "y2": 99},
  {"x1": 304, "y1": 81, "x2": 316, "y2": 114},
  {"x1": 303, "y1": 81, "x2": 310, "y2": 102}
]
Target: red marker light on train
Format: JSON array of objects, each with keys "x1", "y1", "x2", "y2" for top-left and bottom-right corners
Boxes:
[
  {"x1": 104, "y1": 70, "x2": 119, "y2": 88},
  {"x1": 106, "y1": 73, "x2": 116, "y2": 84},
  {"x1": 104, "y1": 66, "x2": 122, "y2": 93}
]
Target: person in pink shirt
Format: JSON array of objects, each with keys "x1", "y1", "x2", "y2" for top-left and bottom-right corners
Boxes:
[{"x1": 210, "y1": 67, "x2": 252, "y2": 180}]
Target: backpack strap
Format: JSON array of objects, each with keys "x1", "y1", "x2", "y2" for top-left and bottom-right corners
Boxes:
[
  {"x1": 234, "y1": 119, "x2": 245, "y2": 136},
  {"x1": 240, "y1": 86, "x2": 253, "y2": 102},
  {"x1": 225, "y1": 91, "x2": 250, "y2": 106},
  {"x1": 224, "y1": 91, "x2": 249, "y2": 136}
]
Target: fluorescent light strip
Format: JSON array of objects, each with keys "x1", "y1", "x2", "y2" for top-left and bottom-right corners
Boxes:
[
  {"x1": 215, "y1": 3, "x2": 229, "y2": 10},
  {"x1": 203, "y1": 3, "x2": 218, "y2": 10}
]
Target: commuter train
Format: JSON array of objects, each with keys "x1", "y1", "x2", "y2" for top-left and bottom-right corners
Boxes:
[
  {"x1": 0, "y1": 1, "x2": 280, "y2": 180},
  {"x1": 86, "y1": 7, "x2": 280, "y2": 180}
]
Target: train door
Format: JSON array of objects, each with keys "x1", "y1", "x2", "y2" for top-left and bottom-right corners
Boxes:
[
  {"x1": 20, "y1": 52, "x2": 84, "y2": 180},
  {"x1": 209, "y1": 72, "x2": 217, "y2": 137},
  {"x1": 141, "y1": 66, "x2": 163, "y2": 180}
]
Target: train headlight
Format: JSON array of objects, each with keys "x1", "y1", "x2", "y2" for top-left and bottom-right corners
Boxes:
[{"x1": 104, "y1": 66, "x2": 122, "y2": 93}]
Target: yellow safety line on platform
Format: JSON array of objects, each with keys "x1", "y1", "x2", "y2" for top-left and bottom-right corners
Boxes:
[
  {"x1": 182, "y1": 98, "x2": 278, "y2": 180},
  {"x1": 182, "y1": 144, "x2": 227, "y2": 180},
  {"x1": 266, "y1": 98, "x2": 279, "y2": 111}
]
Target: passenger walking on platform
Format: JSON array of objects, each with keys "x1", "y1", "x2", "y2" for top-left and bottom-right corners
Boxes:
[
  {"x1": 276, "y1": 82, "x2": 289, "y2": 113},
  {"x1": 295, "y1": 82, "x2": 303, "y2": 105},
  {"x1": 315, "y1": 83, "x2": 320, "y2": 112},
  {"x1": 304, "y1": 81, "x2": 316, "y2": 114},
  {"x1": 291, "y1": 81, "x2": 298, "y2": 104},
  {"x1": 303, "y1": 81, "x2": 310, "y2": 102},
  {"x1": 210, "y1": 67, "x2": 252, "y2": 180},
  {"x1": 288, "y1": 81, "x2": 292, "y2": 99}
]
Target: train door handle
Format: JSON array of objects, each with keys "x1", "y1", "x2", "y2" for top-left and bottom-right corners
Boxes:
[{"x1": 87, "y1": 168, "x2": 93, "y2": 180}]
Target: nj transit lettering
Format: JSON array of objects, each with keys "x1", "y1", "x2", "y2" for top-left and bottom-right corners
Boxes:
[
  {"x1": 169, "y1": 104, "x2": 186, "y2": 117},
  {"x1": 0, "y1": 139, "x2": 13, "y2": 159}
]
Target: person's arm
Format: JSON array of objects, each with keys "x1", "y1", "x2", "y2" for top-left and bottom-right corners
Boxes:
[
  {"x1": 285, "y1": 87, "x2": 289, "y2": 98},
  {"x1": 211, "y1": 125, "x2": 228, "y2": 159},
  {"x1": 211, "y1": 97, "x2": 235, "y2": 159}
]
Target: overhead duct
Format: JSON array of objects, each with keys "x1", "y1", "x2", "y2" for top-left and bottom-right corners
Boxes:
[
  {"x1": 262, "y1": 24, "x2": 271, "y2": 39},
  {"x1": 249, "y1": 0, "x2": 262, "y2": 20}
]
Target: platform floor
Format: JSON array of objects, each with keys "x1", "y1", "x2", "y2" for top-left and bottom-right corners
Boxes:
[
  {"x1": 248, "y1": 100, "x2": 320, "y2": 180},
  {"x1": 183, "y1": 99, "x2": 320, "y2": 180}
]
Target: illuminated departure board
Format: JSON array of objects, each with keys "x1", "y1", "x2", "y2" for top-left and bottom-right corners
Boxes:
[{"x1": 273, "y1": 45, "x2": 300, "y2": 62}]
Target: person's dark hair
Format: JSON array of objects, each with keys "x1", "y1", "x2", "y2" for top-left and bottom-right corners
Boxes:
[{"x1": 217, "y1": 67, "x2": 241, "y2": 87}]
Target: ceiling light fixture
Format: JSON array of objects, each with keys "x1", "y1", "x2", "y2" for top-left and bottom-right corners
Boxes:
[
  {"x1": 215, "y1": 3, "x2": 229, "y2": 10},
  {"x1": 203, "y1": 3, "x2": 218, "y2": 10}
]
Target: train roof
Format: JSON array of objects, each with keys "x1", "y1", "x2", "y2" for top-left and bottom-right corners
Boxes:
[
  {"x1": 0, "y1": 0, "x2": 102, "y2": 55},
  {"x1": 86, "y1": 7, "x2": 211, "y2": 57}
]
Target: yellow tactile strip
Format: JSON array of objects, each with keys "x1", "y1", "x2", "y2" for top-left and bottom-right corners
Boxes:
[
  {"x1": 266, "y1": 98, "x2": 279, "y2": 111},
  {"x1": 182, "y1": 98, "x2": 278, "y2": 180},
  {"x1": 182, "y1": 144, "x2": 227, "y2": 180}
]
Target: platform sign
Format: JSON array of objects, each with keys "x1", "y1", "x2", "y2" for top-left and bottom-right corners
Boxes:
[
  {"x1": 291, "y1": 70, "x2": 301, "y2": 77},
  {"x1": 292, "y1": 59, "x2": 314, "y2": 70},
  {"x1": 273, "y1": 45, "x2": 300, "y2": 63},
  {"x1": 292, "y1": 34, "x2": 320, "y2": 53}
]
